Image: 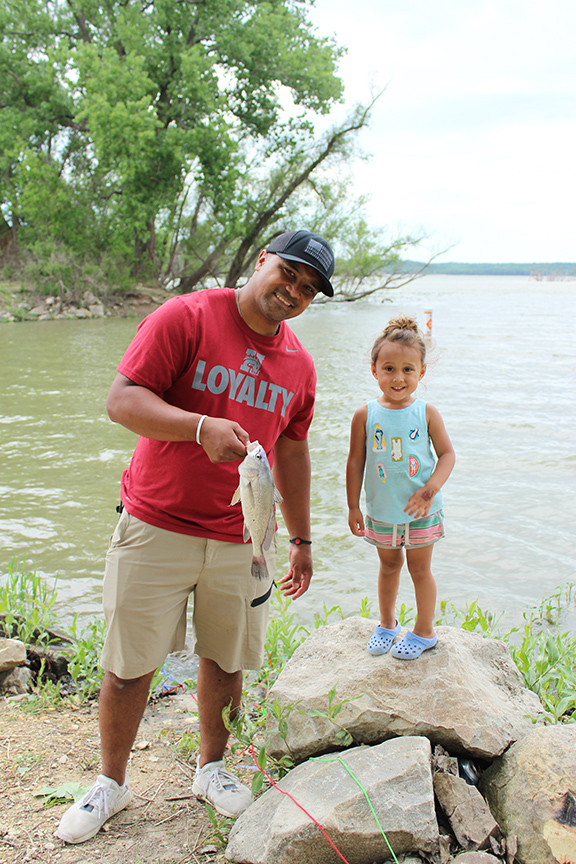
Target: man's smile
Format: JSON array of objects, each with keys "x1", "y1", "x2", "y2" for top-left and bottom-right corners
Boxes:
[{"x1": 273, "y1": 291, "x2": 295, "y2": 309}]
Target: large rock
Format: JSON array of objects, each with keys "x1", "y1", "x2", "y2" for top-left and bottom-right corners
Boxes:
[
  {"x1": 0, "y1": 666, "x2": 32, "y2": 695},
  {"x1": 226, "y1": 737, "x2": 439, "y2": 864},
  {"x1": 0, "y1": 638, "x2": 26, "y2": 672},
  {"x1": 267, "y1": 619, "x2": 543, "y2": 762},
  {"x1": 451, "y1": 854, "x2": 501, "y2": 863},
  {"x1": 480, "y1": 724, "x2": 576, "y2": 864},
  {"x1": 433, "y1": 772, "x2": 500, "y2": 850}
]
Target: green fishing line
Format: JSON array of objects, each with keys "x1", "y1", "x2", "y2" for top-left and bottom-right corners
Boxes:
[{"x1": 310, "y1": 755, "x2": 400, "y2": 864}]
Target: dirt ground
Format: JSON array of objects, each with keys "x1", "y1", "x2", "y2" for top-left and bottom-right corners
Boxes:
[{"x1": 0, "y1": 693, "x2": 254, "y2": 864}]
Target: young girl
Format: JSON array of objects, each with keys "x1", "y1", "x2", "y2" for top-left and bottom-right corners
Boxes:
[{"x1": 346, "y1": 314, "x2": 455, "y2": 660}]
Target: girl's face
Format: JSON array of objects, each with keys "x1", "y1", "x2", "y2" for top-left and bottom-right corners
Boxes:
[{"x1": 371, "y1": 341, "x2": 425, "y2": 408}]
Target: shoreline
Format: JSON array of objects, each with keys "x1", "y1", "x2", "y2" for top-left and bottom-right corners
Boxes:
[{"x1": 0, "y1": 283, "x2": 169, "y2": 323}]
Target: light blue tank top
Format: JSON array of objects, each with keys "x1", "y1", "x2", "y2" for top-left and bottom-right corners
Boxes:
[{"x1": 364, "y1": 398, "x2": 443, "y2": 524}]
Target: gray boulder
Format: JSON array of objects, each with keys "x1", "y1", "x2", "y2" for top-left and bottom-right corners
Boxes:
[
  {"x1": 433, "y1": 772, "x2": 500, "y2": 850},
  {"x1": 267, "y1": 619, "x2": 543, "y2": 762},
  {"x1": 451, "y1": 854, "x2": 502, "y2": 863},
  {"x1": 480, "y1": 724, "x2": 576, "y2": 864},
  {"x1": 0, "y1": 638, "x2": 26, "y2": 672},
  {"x1": 226, "y1": 737, "x2": 439, "y2": 864},
  {"x1": 0, "y1": 666, "x2": 32, "y2": 695}
]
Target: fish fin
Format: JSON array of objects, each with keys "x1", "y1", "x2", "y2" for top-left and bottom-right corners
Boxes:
[
  {"x1": 230, "y1": 486, "x2": 241, "y2": 506},
  {"x1": 261, "y1": 514, "x2": 276, "y2": 552},
  {"x1": 243, "y1": 523, "x2": 251, "y2": 543},
  {"x1": 251, "y1": 556, "x2": 268, "y2": 581},
  {"x1": 273, "y1": 486, "x2": 283, "y2": 505}
]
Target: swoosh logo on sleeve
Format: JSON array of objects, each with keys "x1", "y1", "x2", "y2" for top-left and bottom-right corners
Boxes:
[{"x1": 286, "y1": 347, "x2": 299, "y2": 352}]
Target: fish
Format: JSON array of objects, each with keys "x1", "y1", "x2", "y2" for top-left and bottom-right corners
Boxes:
[{"x1": 231, "y1": 441, "x2": 283, "y2": 580}]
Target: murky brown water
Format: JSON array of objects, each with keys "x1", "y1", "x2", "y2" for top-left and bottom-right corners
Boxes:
[{"x1": 1, "y1": 276, "x2": 574, "y2": 630}]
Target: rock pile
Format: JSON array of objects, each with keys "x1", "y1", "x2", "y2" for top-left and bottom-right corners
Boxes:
[{"x1": 227, "y1": 619, "x2": 576, "y2": 864}]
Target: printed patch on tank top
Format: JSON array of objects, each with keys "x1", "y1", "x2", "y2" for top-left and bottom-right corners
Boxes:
[
  {"x1": 409, "y1": 455, "x2": 421, "y2": 477},
  {"x1": 409, "y1": 426, "x2": 420, "y2": 440},
  {"x1": 377, "y1": 464, "x2": 387, "y2": 484},
  {"x1": 391, "y1": 437, "x2": 403, "y2": 462},
  {"x1": 372, "y1": 425, "x2": 386, "y2": 451}
]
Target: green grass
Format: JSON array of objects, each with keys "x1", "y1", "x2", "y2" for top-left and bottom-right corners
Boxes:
[{"x1": 2, "y1": 558, "x2": 575, "y2": 728}]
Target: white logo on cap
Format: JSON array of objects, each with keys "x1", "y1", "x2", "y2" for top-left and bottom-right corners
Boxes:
[{"x1": 304, "y1": 239, "x2": 333, "y2": 273}]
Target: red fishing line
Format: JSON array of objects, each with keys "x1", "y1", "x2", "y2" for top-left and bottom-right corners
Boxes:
[{"x1": 248, "y1": 744, "x2": 351, "y2": 864}]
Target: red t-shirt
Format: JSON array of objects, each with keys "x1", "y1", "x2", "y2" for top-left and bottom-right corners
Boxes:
[{"x1": 117, "y1": 288, "x2": 316, "y2": 542}]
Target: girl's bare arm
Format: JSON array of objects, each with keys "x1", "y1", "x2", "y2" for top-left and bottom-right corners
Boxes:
[
  {"x1": 346, "y1": 404, "x2": 368, "y2": 535},
  {"x1": 404, "y1": 403, "x2": 455, "y2": 517}
]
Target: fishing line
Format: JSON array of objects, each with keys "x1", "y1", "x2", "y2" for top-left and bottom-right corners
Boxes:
[
  {"x1": 310, "y1": 755, "x2": 400, "y2": 864},
  {"x1": 160, "y1": 664, "x2": 195, "y2": 697},
  {"x1": 248, "y1": 744, "x2": 352, "y2": 864}
]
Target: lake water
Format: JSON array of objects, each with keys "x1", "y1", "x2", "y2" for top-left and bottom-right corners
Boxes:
[{"x1": 1, "y1": 275, "x2": 575, "y2": 633}]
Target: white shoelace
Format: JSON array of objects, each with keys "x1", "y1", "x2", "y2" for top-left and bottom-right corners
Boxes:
[
  {"x1": 80, "y1": 782, "x2": 111, "y2": 818},
  {"x1": 204, "y1": 766, "x2": 242, "y2": 792}
]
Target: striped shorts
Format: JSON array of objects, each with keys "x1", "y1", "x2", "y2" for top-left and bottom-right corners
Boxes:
[{"x1": 365, "y1": 510, "x2": 445, "y2": 550}]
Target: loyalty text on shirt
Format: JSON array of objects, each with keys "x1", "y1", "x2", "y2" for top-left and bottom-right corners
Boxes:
[{"x1": 191, "y1": 360, "x2": 295, "y2": 417}]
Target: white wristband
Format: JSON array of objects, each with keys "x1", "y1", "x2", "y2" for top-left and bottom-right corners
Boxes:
[{"x1": 196, "y1": 414, "x2": 208, "y2": 445}]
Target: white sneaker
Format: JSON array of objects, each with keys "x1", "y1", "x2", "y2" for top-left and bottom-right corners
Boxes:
[
  {"x1": 192, "y1": 760, "x2": 252, "y2": 818},
  {"x1": 56, "y1": 774, "x2": 133, "y2": 844}
]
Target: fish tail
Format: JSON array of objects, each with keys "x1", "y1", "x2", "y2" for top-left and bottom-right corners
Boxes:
[{"x1": 251, "y1": 556, "x2": 268, "y2": 581}]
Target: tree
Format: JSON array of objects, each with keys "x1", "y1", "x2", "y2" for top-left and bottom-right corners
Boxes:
[
  {"x1": 169, "y1": 100, "x2": 376, "y2": 292},
  {"x1": 323, "y1": 217, "x2": 444, "y2": 303},
  {"x1": 1, "y1": 2, "x2": 435, "y2": 298},
  {"x1": 0, "y1": 0, "x2": 343, "y2": 282}
]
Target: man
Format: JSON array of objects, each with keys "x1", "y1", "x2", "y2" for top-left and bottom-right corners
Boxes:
[{"x1": 56, "y1": 229, "x2": 335, "y2": 844}]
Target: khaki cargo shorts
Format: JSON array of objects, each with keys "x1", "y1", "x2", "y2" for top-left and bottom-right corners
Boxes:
[{"x1": 101, "y1": 510, "x2": 276, "y2": 679}]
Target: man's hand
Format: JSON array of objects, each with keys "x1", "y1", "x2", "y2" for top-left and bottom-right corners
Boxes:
[
  {"x1": 198, "y1": 417, "x2": 249, "y2": 463},
  {"x1": 279, "y1": 543, "x2": 313, "y2": 599}
]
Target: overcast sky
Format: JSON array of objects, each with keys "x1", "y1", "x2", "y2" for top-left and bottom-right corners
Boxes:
[{"x1": 307, "y1": 0, "x2": 576, "y2": 263}]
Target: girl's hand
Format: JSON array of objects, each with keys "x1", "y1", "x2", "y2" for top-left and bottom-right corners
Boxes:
[
  {"x1": 404, "y1": 486, "x2": 436, "y2": 519},
  {"x1": 348, "y1": 508, "x2": 365, "y2": 536}
]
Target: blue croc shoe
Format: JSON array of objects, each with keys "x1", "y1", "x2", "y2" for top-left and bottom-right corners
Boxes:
[
  {"x1": 390, "y1": 631, "x2": 437, "y2": 660},
  {"x1": 367, "y1": 621, "x2": 401, "y2": 655}
]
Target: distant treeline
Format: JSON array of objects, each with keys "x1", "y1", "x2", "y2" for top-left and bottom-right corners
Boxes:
[{"x1": 400, "y1": 261, "x2": 576, "y2": 276}]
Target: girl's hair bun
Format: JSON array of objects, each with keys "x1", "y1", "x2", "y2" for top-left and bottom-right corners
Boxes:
[
  {"x1": 371, "y1": 314, "x2": 426, "y2": 364},
  {"x1": 382, "y1": 314, "x2": 419, "y2": 337}
]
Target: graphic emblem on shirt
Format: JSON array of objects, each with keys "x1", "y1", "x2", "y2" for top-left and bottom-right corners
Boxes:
[
  {"x1": 409, "y1": 455, "x2": 421, "y2": 477},
  {"x1": 377, "y1": 464, "x2": 387, "y2": 484},
  {"x1": 240, "y1": 349, "x2": 265, "y2": 376},
  {"x1": 373, "y1": 425, "x2": 386, "y2": 451},
  {"x1": 409, "y1": 427, "x2": 420, "y2": 440},
  {"x1": 391, "y1": 437, "x2": 403, "y2": 462}
]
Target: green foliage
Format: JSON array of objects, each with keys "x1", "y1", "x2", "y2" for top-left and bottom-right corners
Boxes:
[
  {"x1": 22, "y1": 660, "x2": 64, "y2": 711},
  {"x1": 506, "y1": 584, "x2": 576, "y2": 724},
  {"x1": 436, "y1": 598, "x2": 503, "y2": 636},
  {"x1": 437, "y1": 584, "x2": 576, "y2": 724},
  {"x1": 170, "y1": 729, "x2": 201, "y2": 761},
  {"x1": 331, "y1": 217, "x2": 429, "y2": 301},
  {"x1": 203, "y1": 802, "x2": 235, "y2": 848},
  {"x1": 397, "y1": 602, "x2": 415, "y2": 627},
  {"x1": 1, "y1": 0, "x2": 345, "y2": 289},
  {"x1": 64, "y1": 617, "x2": 107, "y2": 703},
  {"x1": 34, "y1": 781, "x2": 91, "y2": 808},
  {"x1": 0, "y1": 559, "x2": 107, "y2": 703},
  {"x1": 313, "y1": 601, "x2": 345, "y2": 628},
  {"x1": 255, "y1": 590, "x2": 309, "y2": 691},
  {"x1": 0, "y1": 558, "x2": 58, "y2": 644}
]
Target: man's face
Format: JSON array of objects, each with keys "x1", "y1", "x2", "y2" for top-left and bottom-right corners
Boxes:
[{"x1": 251, "y1": 251, "x2": 322, "y2": 324}]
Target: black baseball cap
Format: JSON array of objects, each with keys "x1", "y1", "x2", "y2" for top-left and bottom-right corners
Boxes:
[{"x1": 266, "y1": 230, "x2": 335, "y2": 297}]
